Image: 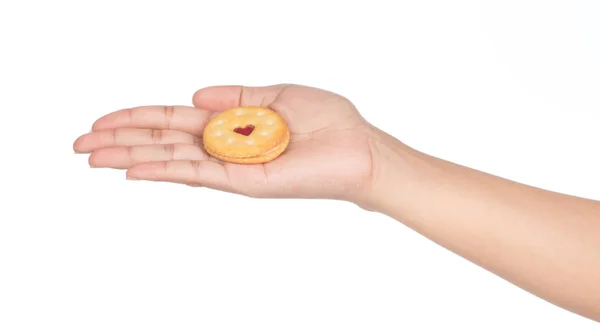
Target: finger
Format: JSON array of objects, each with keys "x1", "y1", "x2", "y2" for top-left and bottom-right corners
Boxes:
[
  {"x1": 91, "y1": 105, "x2": 212, "y2": 136},
  {"x1": 192, "y1": 84, "x2": 291, "y2": 111},
  {"x1": 73, "y1": 128, "x2": 200, "y2": 153},
  {"x1": 89, "y1": 144, "x2": 208, "y2": 169},
  {"x1": 126, "y1": 160, "x2": 232, "y2": 192}
]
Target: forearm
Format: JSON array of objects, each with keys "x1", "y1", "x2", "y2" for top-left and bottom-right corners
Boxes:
[{"x1": 364, "y1": 129, "x2": 600, "y2": 322}]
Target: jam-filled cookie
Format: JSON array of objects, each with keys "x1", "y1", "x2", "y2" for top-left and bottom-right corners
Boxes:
[{"x1": 202, "y1": 106, "x2": 290, "y2": 164}]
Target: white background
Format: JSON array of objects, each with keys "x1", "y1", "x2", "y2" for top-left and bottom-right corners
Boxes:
[{"x1": 1, "y1": 0, "x2": 599, "y2": 327}]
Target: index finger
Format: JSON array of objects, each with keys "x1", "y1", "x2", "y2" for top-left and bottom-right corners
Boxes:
[
  {"x1": 192, "y1": 84, "x2": 291, "y2": 111},
  {"x1": 91, "y1": 105, "x2": 213, "y2": 136}
]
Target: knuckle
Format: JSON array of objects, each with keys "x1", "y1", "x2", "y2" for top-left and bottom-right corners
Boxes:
[
  {"x1": 126, "y1": 146, "x2": 134, "y2": 161},
  {"x1": 150, "y1": 129, "x2": 163, "y2": 144},
  {"x1": 163, "y1": 106, "x2": 175, "y2": 129},
  {"x1": 127, "y1": 107, "x2": 135, "y2": 124},
  {"x1": 239, "y1": 86, "x2": 249, "y2": 106},
  {"x1": 111, "y1": 129, "x2": 119, "y2": 145},
  {"x1": 162, "y1": 161, "x2": 172, "y2": 174},
  {"x1": 190, "y1": 160, "x2": 202, "y2": 171},
  {"x1": 163, "y1": 144, "x2": 176, "y2": 159}
]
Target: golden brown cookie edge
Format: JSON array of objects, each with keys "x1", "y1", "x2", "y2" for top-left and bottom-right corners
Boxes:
[{"x1": 205, "y1": 130, "x2": 289, "y2": 164}]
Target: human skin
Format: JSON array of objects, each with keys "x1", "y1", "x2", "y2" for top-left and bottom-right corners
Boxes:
[{"x1": 73, "y1": 84, "x2": 600, "y2": 322}]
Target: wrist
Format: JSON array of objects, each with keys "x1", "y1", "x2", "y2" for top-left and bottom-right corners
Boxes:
[{"x1": 355, "y1": 126, "x2": 434, "y2": 216}]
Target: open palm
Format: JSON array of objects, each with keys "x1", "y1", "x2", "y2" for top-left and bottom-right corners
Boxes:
[{"x1": 73, "y1": 84, "x2": 375, "y2": 202}]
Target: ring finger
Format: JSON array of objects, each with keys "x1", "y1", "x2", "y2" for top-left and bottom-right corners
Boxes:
[
  {"x1": 89, "y1": 144, "x2": 208, "y2": 169},
  {"x1": 74, "y1": 128, "x2": 201, "y2": 153}
]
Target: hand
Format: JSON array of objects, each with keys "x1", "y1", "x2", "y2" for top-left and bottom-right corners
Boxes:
[{"x1": 73, "y1": 84, "x2": 376, "y2": 204}]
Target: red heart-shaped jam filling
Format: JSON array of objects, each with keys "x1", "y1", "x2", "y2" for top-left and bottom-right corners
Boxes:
[{"x1": 233, "y1": 125, "x2": 255, "y2": 136}]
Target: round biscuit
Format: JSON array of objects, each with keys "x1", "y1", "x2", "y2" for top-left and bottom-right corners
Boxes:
[{"x1": 202, "y1": 106, "x2": 289, "y2": 164}]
